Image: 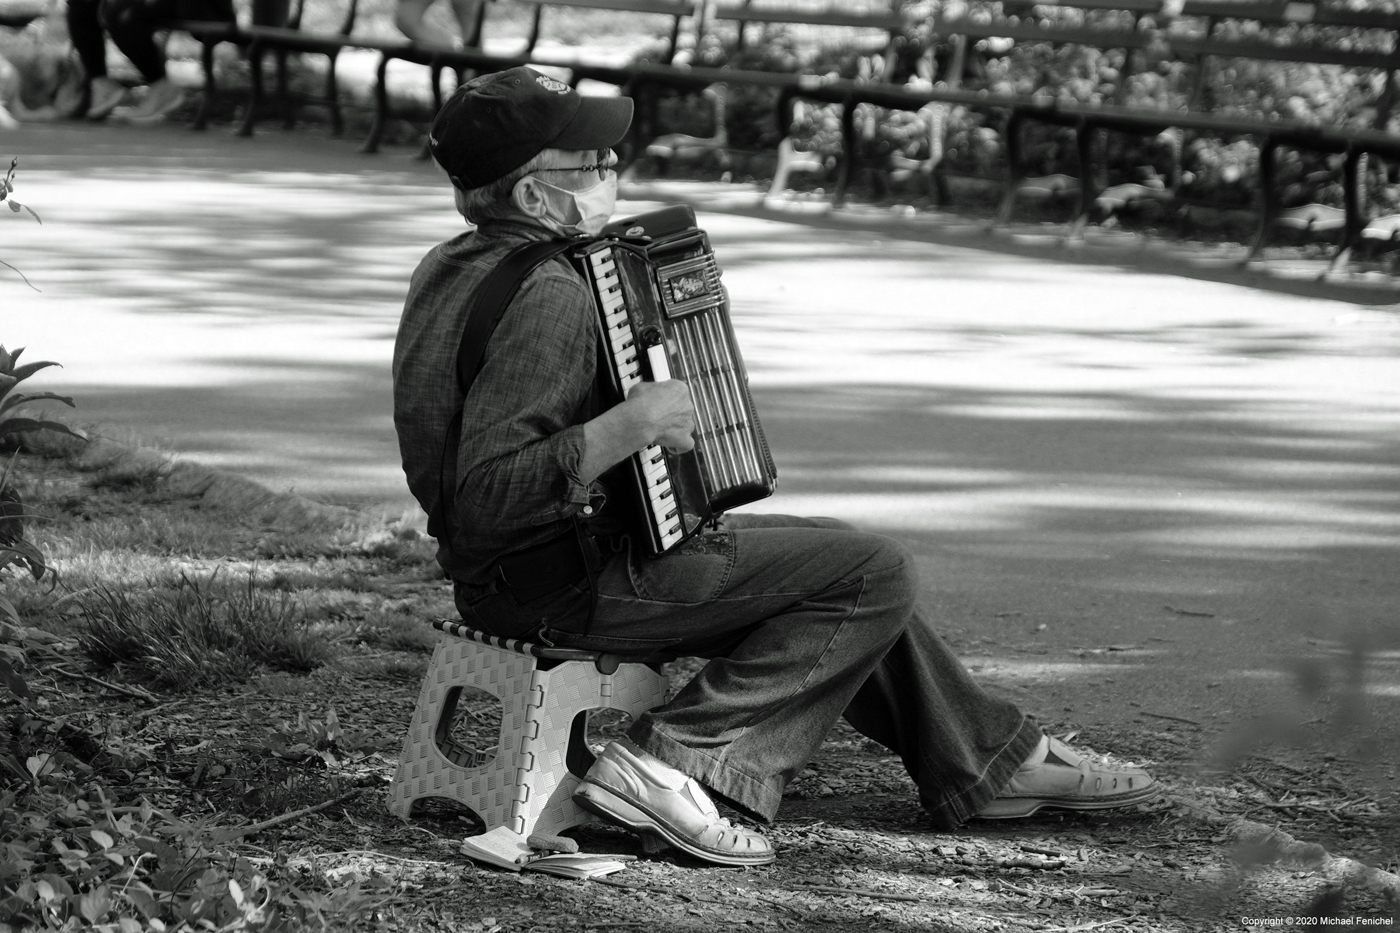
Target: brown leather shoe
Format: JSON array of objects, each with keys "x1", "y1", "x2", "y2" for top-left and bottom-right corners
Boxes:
[
  {"x1": 976, "y1": 735, "x2": 1160, "y2": 819},
  {"x1": 574, "y1": 741, "x2": 775, "y2": 866}
]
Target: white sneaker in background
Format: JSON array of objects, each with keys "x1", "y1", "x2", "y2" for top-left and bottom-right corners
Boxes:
[
  {"x1": 86, "y1": 76, "x2": 127, "y2": 120},
  {"x1": 112, "y1": 78, "x2": 186, "y2": 125}
]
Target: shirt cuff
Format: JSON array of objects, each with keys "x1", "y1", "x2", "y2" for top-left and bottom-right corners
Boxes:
[{"x1": 529, "y1": 424, "x2": 591, "y2": 525}]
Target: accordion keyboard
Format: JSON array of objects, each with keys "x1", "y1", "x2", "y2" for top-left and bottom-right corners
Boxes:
[{"x1": 588, "y1": 248, "x2": 685, "y2": 551}]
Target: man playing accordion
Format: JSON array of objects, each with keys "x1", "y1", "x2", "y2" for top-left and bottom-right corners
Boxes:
[{"x1": 393, "y1": 66, "x2": 1160, "y2": 868}]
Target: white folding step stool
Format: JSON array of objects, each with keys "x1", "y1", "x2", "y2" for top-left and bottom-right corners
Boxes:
[{"x1": 387, "y1": 619, "x2": 672, "y2": 870}]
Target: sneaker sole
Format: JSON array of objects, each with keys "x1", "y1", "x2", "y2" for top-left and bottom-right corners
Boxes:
[
  {"x1": 122, "y1": 98, "x2": 187, "y2": 125},
  {"x1": 573, "y1": 780, "x2": 775, "y2": 867},
  {"x1": 976, "y1": 785, "x2": 1164, "y2": 819}
]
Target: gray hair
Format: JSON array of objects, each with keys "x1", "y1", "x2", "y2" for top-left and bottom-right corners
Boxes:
[{"x1": 454, "y1": 150, "x2": 555, "y2": 225}]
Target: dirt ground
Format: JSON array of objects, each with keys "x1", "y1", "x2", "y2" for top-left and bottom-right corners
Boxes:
[{"x1": 33, "y1": 647, "x2": 1399, "y2": 932}]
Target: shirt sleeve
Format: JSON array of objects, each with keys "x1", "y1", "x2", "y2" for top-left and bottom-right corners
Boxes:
[{"x1": 454, "y1": 260, "x2": 600, "y2": 537}]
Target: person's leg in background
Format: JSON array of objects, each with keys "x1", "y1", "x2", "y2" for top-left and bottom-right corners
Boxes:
[
  {"x1": 394, "y1": 0, "x2": 484, "y2": 48},
  {"x1": 98, "y1": 0, "x2": 231, "y2": 123},
  {"x1": 67, "y1": 0, "x2": 127, "y2": 118},
  {"x1": 447, "y1": 0, "x2": 484, "y2": 47}
]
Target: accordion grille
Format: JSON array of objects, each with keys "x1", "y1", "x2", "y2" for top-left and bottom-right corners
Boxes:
[{"x1": 669, "y1": 312, "x2": 763, "y2": 496}]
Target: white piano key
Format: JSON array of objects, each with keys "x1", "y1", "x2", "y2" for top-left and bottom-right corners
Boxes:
[{"x1": 611, "y1": 331, "x2": 635, "y2": 354}]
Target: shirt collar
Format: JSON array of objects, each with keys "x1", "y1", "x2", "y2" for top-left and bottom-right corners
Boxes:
[{"x1": 475, "y1": 218, "x2": 561, "y2": 242}]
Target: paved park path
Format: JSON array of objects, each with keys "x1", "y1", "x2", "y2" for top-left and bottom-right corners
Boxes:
[{"x1": 3, "y1": 121, "x2": 1398, "y2": 762}]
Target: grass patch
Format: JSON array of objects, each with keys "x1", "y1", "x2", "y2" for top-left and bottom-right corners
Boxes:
[{"x1": 78, "y1": 569, "x2": 330, "y2": 689}]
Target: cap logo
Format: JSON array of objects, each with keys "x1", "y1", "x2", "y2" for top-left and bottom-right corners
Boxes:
[{"x1": 535, "y1": 75, "x2": 570, "y2": 94}]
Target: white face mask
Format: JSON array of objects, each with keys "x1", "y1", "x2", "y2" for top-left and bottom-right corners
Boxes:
[{"x1": 532, "y1": 174, "x2": 618, "y2": 237}]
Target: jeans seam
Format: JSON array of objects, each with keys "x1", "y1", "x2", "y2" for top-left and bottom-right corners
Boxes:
[
  {"x1": 715, "y1": 573, "x2": 868, "y2": 775},
  {"x1": 931, "y1": 717, "x2": 1039, "y2": 821}
]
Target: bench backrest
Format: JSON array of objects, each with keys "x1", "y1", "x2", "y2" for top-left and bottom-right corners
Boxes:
[
  {"x1": 1164, "y1": 1, "x2": 1400, "y2": 122},
  {"x1": 930, "y1": 0, "x2": 1400, "y2": 124}
]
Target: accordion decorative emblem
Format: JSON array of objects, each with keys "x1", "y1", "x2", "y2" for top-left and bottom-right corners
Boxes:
[{"x1": 569, "y1": 205, "x2": 777, "y2": 556}]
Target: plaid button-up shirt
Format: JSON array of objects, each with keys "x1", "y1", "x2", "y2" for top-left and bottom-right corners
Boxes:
[{"x1": 393, "y1": 219, "x2": 618, "y2": 586}]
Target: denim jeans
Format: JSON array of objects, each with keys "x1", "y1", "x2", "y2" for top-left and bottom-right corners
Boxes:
[{"x1": 457, "y1": 513, "x2": 1042, "y2": 829}]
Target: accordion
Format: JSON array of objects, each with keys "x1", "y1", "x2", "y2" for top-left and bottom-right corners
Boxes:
[{"x1": 569, "y1": 205, "x2": 777, "y2": 556}]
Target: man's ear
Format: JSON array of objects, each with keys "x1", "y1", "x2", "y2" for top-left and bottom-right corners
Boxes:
[{"x1": 511, "y1": 175, "x2": 550, "y2": 218}]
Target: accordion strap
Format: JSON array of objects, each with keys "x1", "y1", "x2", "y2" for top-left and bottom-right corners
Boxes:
[
  {"x1": 433, "y1": 237, "x2": 581, "y2": 548},
  {"x1": 454, "y1": 238, "x2": 580, "y2": 398}
]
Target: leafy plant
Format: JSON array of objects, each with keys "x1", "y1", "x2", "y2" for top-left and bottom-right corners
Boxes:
[
  {"x1": 2, "y1": 344, "x2": 83, "y2": 699},
  {"x1": 1, "y1": 345, "x2": 81, "y2": 447},
  {"x1": 0, "y1": 746, "x2": 383, "y2": 931}
]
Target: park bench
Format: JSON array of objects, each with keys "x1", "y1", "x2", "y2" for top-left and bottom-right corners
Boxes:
[
  {"x1": 918, "y1": 1, "x2": 1400, "y2": 267},
  {"x1": 1159, "y1": 0, "x2": 1400, "y2": 265},
  {"x1": 687, "y1": 1, "x2": 924, "y2": 196},
  {"x1": 355, "y1": 0, "x2": 709, "y2": 156},
  {"x1": 165, "y1": 0, "x2": 357, "y2": 133}
]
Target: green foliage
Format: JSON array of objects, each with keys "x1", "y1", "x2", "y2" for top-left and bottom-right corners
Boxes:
[
  {"x1": 2, "y1": 158, "x2": 42, "y2": 290},
  {"x1": 1, "y1": 346, "x2": 82, "y2": 447},
  {"x1": 0, "y1": 158, "x2": 40, "y2": 224},
  {"x1": 78, "y1": 570, "x2": 330, "y2": 690},
  {"x1": 2, "y1": 343, "x2": 83, "y2": 701},
  {"x1": 0, "y1": 711, "x2": 384, "y2": 932}
]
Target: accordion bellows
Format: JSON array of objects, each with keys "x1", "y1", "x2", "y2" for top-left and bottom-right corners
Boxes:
[{"x1": 570, "y1": 205, "x2": 777, "y2": 556}]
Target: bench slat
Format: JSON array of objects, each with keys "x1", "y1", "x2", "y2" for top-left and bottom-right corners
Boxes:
[
  {"x1": 520, "y1": 0, "x2": 695, "y2": 15},
  {"x1": 711, "y1": 5, "x2": 906, "y2": 31},
  {"x1": 1002, "y1": 0, "x2": 1400, "y2": 30},
  {"x1": 1180, "y1": 1, "x2": 1400, "y2": 31},
  {"x1": 1169, "y1": 34, "x2": 1400, "y2": 71},
  {"x1": 933, "y1": 16, "x2": 1157, "y2": 49}
]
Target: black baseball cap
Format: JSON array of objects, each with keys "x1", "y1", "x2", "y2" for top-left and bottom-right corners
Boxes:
[{"x1": 429, "y1": 66, "x2": 634, "y2": 190}]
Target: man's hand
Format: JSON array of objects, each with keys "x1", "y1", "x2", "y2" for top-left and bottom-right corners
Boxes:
[
  {"x1": 580, "y1": 379, "x2": 696, "y2": 485},
  {"x1": 626, "y1": 379, "x2": 695, "y2": 453}
]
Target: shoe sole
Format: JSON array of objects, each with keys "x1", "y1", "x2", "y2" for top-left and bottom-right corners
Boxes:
[
  {"x1": 87, "y1": 98, "x2": 123, "y2": 120},
  {"x1": 121, "y1": 97, "x2": 187, "y2": 125},
  {"x1": 574, "y1": 781, "x2": 775, "y2": 867},
  {"x1": 976, "y1": 785, "x2": 1164, "y2": 819}
]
